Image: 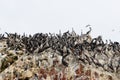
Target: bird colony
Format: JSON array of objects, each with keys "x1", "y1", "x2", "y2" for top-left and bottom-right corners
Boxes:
[{"x1": 0, "y1": 27, "x2": 119, "y2": 80}]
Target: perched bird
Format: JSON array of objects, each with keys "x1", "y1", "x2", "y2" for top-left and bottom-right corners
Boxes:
[{"x1": 85, "y1": 24, "x2": 91, "y2": 27}]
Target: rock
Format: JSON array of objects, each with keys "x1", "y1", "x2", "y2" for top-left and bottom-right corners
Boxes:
[
  {"x1": 0, "y1": 76, "x2": 3, "y2": 80},
  {"x1": 0, "y1": 30, "x2": 119, "y2": 80},
  {"x1": 22, "y1": 70, "x2": 33, "y2": 78}
]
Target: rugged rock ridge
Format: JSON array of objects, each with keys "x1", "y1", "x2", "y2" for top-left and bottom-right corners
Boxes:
[{"x1": 0, "y1": 28, "x2": 119, "y2": 80}]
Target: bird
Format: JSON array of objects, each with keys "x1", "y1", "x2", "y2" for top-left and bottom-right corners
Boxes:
[
  {"x1": 85, "y1": 24, "x2": 91, "y2": 27},
  {"x1": 112, "y1": 29, "x2": 115, "y2": 32}
]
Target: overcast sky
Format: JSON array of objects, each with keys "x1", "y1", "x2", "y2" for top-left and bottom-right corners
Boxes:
[{"x1": 0, "y1": 0, "x2": 120, "y2": 42}]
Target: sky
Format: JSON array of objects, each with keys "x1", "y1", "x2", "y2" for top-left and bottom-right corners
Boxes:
[{"x1": 0, "y1": 0, "x2": 120, "y2": 42}]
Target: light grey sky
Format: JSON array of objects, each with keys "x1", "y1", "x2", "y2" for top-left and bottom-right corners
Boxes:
[{"x1": 0, "y1": 0, "x2": 120, "y2": 42}]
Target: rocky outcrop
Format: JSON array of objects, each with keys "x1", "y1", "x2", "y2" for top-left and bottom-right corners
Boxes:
[{"x1": 0, "y1": 28, "x2": 119, "y2": 80}]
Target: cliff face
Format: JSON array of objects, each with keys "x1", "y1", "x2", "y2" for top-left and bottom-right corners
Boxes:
[{"x1": 0, "y1": 30, "x2": 119, "y2": 80}]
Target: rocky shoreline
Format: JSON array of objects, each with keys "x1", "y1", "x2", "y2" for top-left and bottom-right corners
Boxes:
[{"x1": 0, "y1": 28, "x2": 119, "y2": 80}]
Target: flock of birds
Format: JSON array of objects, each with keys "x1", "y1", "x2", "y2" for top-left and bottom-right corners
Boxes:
[{"x1": 0, "y1": 27, "x2": 120, "y2": 73}]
